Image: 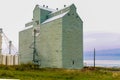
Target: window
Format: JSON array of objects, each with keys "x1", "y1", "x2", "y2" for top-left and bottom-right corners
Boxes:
[
  {"x1": 68, "y1": 13, "x2": 70, "y2": 16},
  {"x1": 72, "y1": 60, "x2": 74, "y2": 65},
  {"x1": 35, "y1": 20, "x2": 39, "y2": 25},
  {"x1": 46, "y1": 16, "x2": 49, "y2": 19},
  {"x1": 76, "y1": 16, "x2": 79, "y2": 18}
]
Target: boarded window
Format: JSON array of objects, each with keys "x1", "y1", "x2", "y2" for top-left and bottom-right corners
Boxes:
[{"x1": 72, "y1": 60, "x2": 74, "y2": 65}]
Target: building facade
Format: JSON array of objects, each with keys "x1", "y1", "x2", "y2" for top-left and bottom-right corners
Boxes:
[{"x1": 19, "y1": 4, "x2": 83, "y2": 69}]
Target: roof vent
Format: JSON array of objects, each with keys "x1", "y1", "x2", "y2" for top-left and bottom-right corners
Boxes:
[
  {"x1": 56, "y1": 8, "x2": 58, "y2": 10},
  {"x1": 36, "y1": 4, "x2": 39, "y2": 7},
  {"x1": 43, "y1": 5, "x2": 45, "y2": 7},
  {"x1": 46, "y1": 6, "x2": 48, "y2": 8},
  {"x1": 64, "y1": 5, "x2": 66, "y2": 7}
]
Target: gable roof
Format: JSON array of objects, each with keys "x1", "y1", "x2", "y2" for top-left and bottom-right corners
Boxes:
[{"x1": 33, "y1": 4, "x2": 80, "y2": 24}]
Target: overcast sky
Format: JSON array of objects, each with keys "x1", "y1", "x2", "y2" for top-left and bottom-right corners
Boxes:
[{"x1": 0, "y1": 0, "x2": 120, "y2": 52}]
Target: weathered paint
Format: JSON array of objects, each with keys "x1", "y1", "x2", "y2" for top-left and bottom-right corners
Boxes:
[
  {"x1": 19, "y1": 4, "x2": 83, "y2": 69},
  {"x1": 19, "y1": 28, "x2": 33, "y2": 63},
  {"x1": 62, "y1": 9, "x2": 83, "y2": 69}
]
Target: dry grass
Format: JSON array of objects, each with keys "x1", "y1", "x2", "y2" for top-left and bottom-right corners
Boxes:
[{"x1": 0, "y1": 64, "x2": 120, "y2": 80}]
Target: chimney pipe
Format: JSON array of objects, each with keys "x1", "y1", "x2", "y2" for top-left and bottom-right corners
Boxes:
[
  {"x1": 43, "y1": 5, "x2": 45, "y2": 7},
  {"x1": 64, "y1": 5, "x2": 66, "y2": 7},
  {"x1": 56, "y1": 8, "x2": 58, "y2": 10},
  {"x1": 46, "y1": 6, "x2": 48, "y2": 8}
]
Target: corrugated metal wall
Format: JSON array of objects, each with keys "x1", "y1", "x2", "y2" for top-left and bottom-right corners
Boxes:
[{"x1": 0, "y1": 54, "x2": 19, "y2": 65}]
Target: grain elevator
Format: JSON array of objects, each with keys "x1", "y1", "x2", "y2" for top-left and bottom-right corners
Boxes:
[
  {"x1": 19, "y1": 4, "x2": 83, "y2": 69},
  {"x1": 0, "y1": 28, "x2": 19, "y2": 65}
]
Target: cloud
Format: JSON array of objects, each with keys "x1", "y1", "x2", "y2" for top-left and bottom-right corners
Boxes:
[{"x1": 84, "y1": 32, "x2": 120, "y2": 51}]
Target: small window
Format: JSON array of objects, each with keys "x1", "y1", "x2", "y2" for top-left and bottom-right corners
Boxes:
[
  {"x1": 56, "y1": 50, "x2": 58, "y2": 52},
  {"x1": 35, "y1": 20, "x2": 39, "y2": 25},
  {"x1": 46, "y1": 16, "x2": 49, "y2": 19},
  {"x1": 72, "y1": 60, "x2": 74, "y2": 65},
  {"x1": 68, "y1": 13, "x2": 70, "y2": 16}
]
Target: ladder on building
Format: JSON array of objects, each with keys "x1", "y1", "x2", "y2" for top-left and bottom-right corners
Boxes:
[{"x1": 30, "y1": 26, "x2": 41, "y2": 66}]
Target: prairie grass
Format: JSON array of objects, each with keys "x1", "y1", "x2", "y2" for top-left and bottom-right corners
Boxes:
[{"x1": 0, "y1": 64, "x2": 120, "y2": 80}]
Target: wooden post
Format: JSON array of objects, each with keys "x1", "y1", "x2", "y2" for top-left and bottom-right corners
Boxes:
[{"x1": 94, "y1": 48, "x2": 95, "y2": 68}]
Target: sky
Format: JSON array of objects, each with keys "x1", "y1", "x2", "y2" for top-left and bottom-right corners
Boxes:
[{"x1": 0, "y1": 0, "x2": 120, "y2": 52}]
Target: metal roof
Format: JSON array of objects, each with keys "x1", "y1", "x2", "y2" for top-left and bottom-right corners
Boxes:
[{"x1": 42, "y1": 11, "x2": 69, "y2": 24}]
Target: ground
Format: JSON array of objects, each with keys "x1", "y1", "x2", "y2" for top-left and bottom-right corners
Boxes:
[{"x1": 0, "y1": 64, "x2": 120, "y2": 80}]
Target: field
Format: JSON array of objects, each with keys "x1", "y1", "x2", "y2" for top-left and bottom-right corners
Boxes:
[{"x1": 0, "y1": 64, "x2": 120, "y2": 80}]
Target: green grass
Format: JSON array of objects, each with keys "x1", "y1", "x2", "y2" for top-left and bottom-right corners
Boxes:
[{"x1": 0, "y1": 64, "x2": 120, "y2": 80}]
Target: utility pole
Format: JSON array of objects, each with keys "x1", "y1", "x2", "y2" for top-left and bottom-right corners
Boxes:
[{"x1": 94, "y1": 48, "x2": 96, "y2": 68}]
